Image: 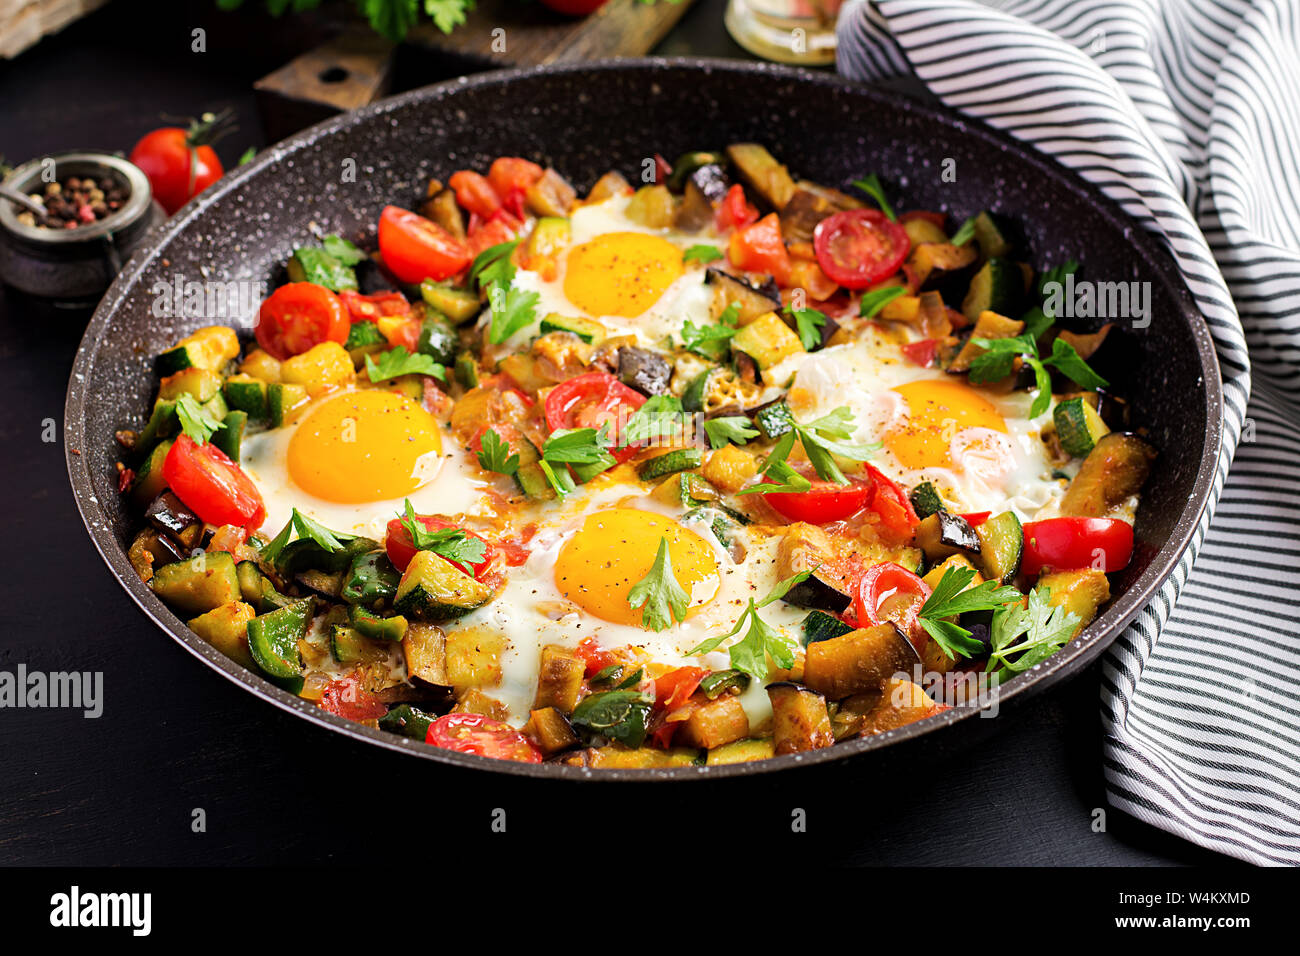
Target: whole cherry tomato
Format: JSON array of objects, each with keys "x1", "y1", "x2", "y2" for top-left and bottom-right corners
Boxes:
[
  {"x1": 255, "y1": 282, "x2": 349, "y2": 360},
  {"x1": 129, "y1": 111, "x2": 231, "y2": 215}
]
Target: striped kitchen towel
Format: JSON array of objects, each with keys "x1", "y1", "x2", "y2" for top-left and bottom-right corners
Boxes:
[{"x1": 837, "y1": 0, "x2": 1300, "y2": 865}]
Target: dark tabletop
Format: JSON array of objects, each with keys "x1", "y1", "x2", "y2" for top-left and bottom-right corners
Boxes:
[{"x1": 0, "y1": 0, "x2": 1232, "y2": 867}]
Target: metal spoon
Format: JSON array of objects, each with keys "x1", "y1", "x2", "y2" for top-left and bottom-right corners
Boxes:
[{"x1": 0, "y1": 185, "x2": 47, "y2": 217}]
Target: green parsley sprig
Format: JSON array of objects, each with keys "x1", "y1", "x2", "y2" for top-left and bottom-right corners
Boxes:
[
  {"x1": 852, "y1": 173, "x2": 897, "y2": 221},
  {"x1": 365, "y1": 346, "x2": 445, "y2": 382},
  {"x1": 739, "y1": 406, "x2": 880, "y2": 494},
  {"x1": 859, "y1": 285, "x2": 907, "y2": 318},
  {"x1": 175, "y1": 393, "x2": 226, "y2": 445},
  {"x1": 627, "y1": 537, "x2": 690, "y2": 631},
  {"x1": 398, "y1": 499, "x2": 487, "y2": 568},
  {"x1": 475, "y1": 428, "x2": 519, "y2": 476},
  {"x1": 261, "y1": 508, "x2": 355, "y2": 565},
  {"x1": 916, "y1": 565, "x2": 1023, "y2": 660},
  {"x1": 967, "y1": 333, "x2": 1108, "y2": 417},
  {"x1": 686, "y1": 568, "x2": 812, "y2": 680},
  {"x1": 985, "y1": 586, "x2": 1081, "y2": 676}
]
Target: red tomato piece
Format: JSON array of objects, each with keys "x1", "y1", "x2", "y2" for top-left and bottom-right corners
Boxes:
[
  {"x1": 960, "y1": 512, "x2": 992, "y2": 527},
  {"x1": 716, "y1": 183, "x2": 759, "y2": 231},
  {"x1": 338, "y1": 289, "x2": 411, "y2": 323},
  {"x1": 543, "y1": 371, "x2": 647, "y2": 463},
  {"x1": 814, "y1": 209, "x2": 911, "y2": 289},
  {"x1": 654, "y1": 666, "x2": 708, "y2": 712},
  {"x1": 426, "y1": 713, "x2": 542, "y2": 763},
  {"x1": 449, "y1": 170, "x2": 502, "y2": 219},
  {"x1": 864, "y1": 465, "x2": 920, "y2": 538},
  {"x1": 466, "y1": 208, "x2": 523, "y2": 258},
  {"x1": 377, "y1": 205, "x2": 471, "y2": 284},
  {"x1": 162, "y1": 435, "x2": 265, "y2": 531},
  {"x1": 384, "y1": 514, "x2": 496, "y2": 577},
  {"x1": 853, "y1": 562, "x2": 932, "y2": 649},
  {"x1": 1022, "y1": 517, "x2": 1134, "y2": 576},
  {"x1": 255, "y1": 282, "x2": 348, "y2": 360},
  {"x1": 319, "y1": 677, "x2": 388, "y2": 721},
  {"x1": 575, "y1": 637, "x2": 617, "y2": 677},
  {"x1": 728, "y1": 213, "x2": 791, "y2": 285},
  {"x1": 488, "y1": 157, "x2": 543, "y2": 200},
  {"x1": 765, "y1": 473, "x2": 873, "y2": 524},
  {"x1": 128, "y1": 122, "x2": 224, "y2": 215},
  {"x1": 901, "y1": 338, "x2": 939, "y2": 368}
]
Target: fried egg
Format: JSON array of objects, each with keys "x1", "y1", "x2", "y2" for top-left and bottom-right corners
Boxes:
[{"x1": 241, "y1": 386, "x2": 490, "y2": 541}]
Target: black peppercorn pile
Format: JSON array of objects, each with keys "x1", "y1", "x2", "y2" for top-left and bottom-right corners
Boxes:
[{"x1": 16, "y1": 176, "x2": 129, "y2": 229}]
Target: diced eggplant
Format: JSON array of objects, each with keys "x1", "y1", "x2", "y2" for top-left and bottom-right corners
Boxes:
[
  {"x1": 534, "y1": 644, "x2": 585, "y2": 714},
  {"x1": 401, "y1": 621, "x2": 449, "y2": 688},
  {"x1": 674, "y1": 694, "x2": 750, "y2": 749},
  {"x1": 617, "y1": 346, "x2": 672, "y2": 396},
  {"x1": 858, "y1": 678, "x2": 945, "y2": 736},
  {"x1": 675, "y1": 179, "x2": 715, "y2": 232},
  {"x1": 767, "y1": 682, "x2": 834, "y2": 754},
  {"x1": 704, "y1": 267, "x2": 782, "y2": 325},
  {"x1": 1039, "y1": 568, "x2": 1110, "y2": 633},
  {"x1": 915, "y1": 511, "x2": 981, "y2": 562},
  {"x1": 802, "y1": 624, "x2": 921, "y2": 700},
  {"x1": 1059, "y1": 432, "x2": 1156, "y2": 517},
  {"x1": 776, "y1": 523, "x2": 854, "y2": 613},
  {"x1": 586, "y1": 170, "x2": 632, "y2": 203},
  {"x1": 420, "y1": 188, "x2": 465, "y2": 240},
  {"x1": 667, "y1": 151, "x2": 727, "y2": 192},
  {"x1": 525, "y1": 168, "x2": 577, "y2": 218},
  {"x1": 908, "y1": 241, "x2": 979, "y2": 293},
  {"x1": 725, "y1": 143, "x2": 797, "y2": 210},
  {"x1": 794, "y1": 179, "x2": 864, "y2": 210},
  {"x1": 948, "y1": 310, "x2": 1025, "y2": 374},
  {"x1": 529, "y1": 707, "x2": 579, "y2": 755},
  {"x1": 689, "y1": 163, "x2": 730, "y2": 204},
  {"x1": 145, "y1": 491, "x2": 203, "y2": 551},
  {"x1": 779, "y1": 188, "x2": 840, "y2": 243}
]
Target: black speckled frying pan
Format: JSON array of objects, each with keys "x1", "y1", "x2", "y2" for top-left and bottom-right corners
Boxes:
[{"x1": 64, "y1": 59, "x2": 1222, "y2": 779}]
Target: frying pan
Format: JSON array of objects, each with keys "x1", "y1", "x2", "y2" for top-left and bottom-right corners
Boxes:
[{"x1": 64, "y1": 59, "x2": 1222, "y2": 778}]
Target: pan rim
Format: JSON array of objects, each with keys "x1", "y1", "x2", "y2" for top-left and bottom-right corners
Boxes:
[{"x1": 64, "y1": 56, "x2": 1224, "y2": 780}]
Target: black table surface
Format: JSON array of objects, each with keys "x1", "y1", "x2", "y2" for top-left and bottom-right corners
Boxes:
[{"x1": 0, "y1": 0, "x2": 1232, "y2": 867}]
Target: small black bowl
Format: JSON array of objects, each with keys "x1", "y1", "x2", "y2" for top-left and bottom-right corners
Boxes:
[
  {"x1": 0, "y1": 152, "x2": 165, "y2": 310},
  {"x1": 64, "y1": 58, "x2": 1222, "y2": 779}
]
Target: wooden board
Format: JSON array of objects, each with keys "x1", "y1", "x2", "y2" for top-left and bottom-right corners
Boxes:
[{"x1": 406, "y1": 0, "x2": 698, "y2": 68}]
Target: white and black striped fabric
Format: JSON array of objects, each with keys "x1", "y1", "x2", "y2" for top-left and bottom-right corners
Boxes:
[{"x1": 837, "y1": 0, "x2": 1300, "y2": 865}]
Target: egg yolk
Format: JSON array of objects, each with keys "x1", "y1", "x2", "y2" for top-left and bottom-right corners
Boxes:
[
  {"x1": 563, "y1": 232, "x2": 684, "y2": 318},
  {"x1": 554, "y1": 508, "x2": 718, "y2": 628},
  {"x1": 887, "y1": 380, "x2": 1008, "y2": 469},
  {"x1": 287, "y1": 389, "x2": 443, "y2": 503}
]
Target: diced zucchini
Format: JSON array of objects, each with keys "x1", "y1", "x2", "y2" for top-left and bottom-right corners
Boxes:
[
  {"x1": 768, "y1": 682, "x2": 834, "y2": 754},
  {"x1": 674, "y1": 694, "x2": 750, "y2": 749},
  {"x1": 526, "y1": 216, "x2": 571, "y2": 262},
  {"x1": 394, "y1": 550, "x2": 495, "y2": 621},
  {"x1": 625, "y1": 185, "x2": 676, "y2": 229},
  {"x1": 223, "y1": 374, "x2": 269, "y2": 422},
  {"x1": 972, "y1": 211, "x2": 1011, "y2": 258},
  {"x1": 1039, "y1": 568, "x2": 1110, "y2": 632},
  {"x1": 906, "y1": 241, "x2": 977, "y2": 289},
  {"x1": 235, "y1": 560, "x2": 268, "y2": 606},
  {"x1": 131, "y1": 439, "x2": 172, "y2": 507},
  {"x1": 445, "y1": 626, "x2": 506, "y2": 690},
  {"x1": 280, "y1": 341, "x2": 355, "y2": 395},
  {"x1": 706, "y1": 736, "x2": 776, "y2": 765},
  {"x1": 539, "y1": 313, "x2": 607, "y2": 345},
  {"x1": 801, "y1": 609, "x2": 854, "y2": 646},
  {"x1": 454, "y1": 351, "x2": 480, "y2": 389},
  {"x1": 295, "y1": 568, "x2": 342, "y2": 599},
  {"x1": 246, "y1": 597, "x2": 314, "y2": 682},
  {"x1": 329, "y1": 625, "x2": 370, "y2": 664},
  {"x1": 975, "y1": 511, "x2": 1023, "y2": 585},
  {"x1": 287, "y1": 247, "x2": 358, "y2": 292},
  {"x1": 730, "y1": 311, "x2": 805, "y2": 370},
  {"x1": 402, "y1": 621, "x2": 449, "y2": 686},
  {"x1": 514, "y1": 461, "x2": 557, "y2": 501},
  {"x1": 267, "y1": 382, "x2": 308, "y2": 428},
  {"x1": 348, "y1": 604, "x2": 407, "y2": 642},
  {"x1": 962, "y1": 257, "x2": 1023, "y2": 321},
  {"x1": 637, "y1": 448, "x2": 702, "y2": 481},
  {"x1": 1054, "y1": 396, "x2": 1111, "y2": 457},
  {"x1": 916, "y1": 511, "x2": 981, "y2": 562},
  {"x1": 751, "y1": 399, "x2": 794, "y2": 440},
  {"x1": 1060, "y1": 432, "x2": 1157, "y2": 517},
  {"x1": 903, "y1": 217, "x2": 949, "y2": 246},
  {"x1": 525, "y1": 168, "x2": 578, "y2": 218},
  {"x1": 158, "y1": 367, "x2": 222, "y2": 403},
  {"x1": 150, "y1": 552, "x2": 241, "y2": 617},
  {"x1": 420, "y1": 281, "x2": 481, "y2": 324},
  {"x1": 156, "y1": 325, "x2": 239, "y2": 376},
  {"x1": 879, "y1": 294, "x2": 922, "y2": 324},
  {"x1": 908, "y1": 480, "x2": 945, "y2": 519},
  {"x1": 417, "y1": 313, "x2": 457, "y2": 365},
  {"x1": 378, "y1": 703, "x2": 438, "y2": 740},
  {"x1": 135, "y1": 399, "x2": 179, "y2": 454},
  {"x1": 188, "y1": 601, "x2": 258, "y2": 669},
  {"x1": 212, "y1": 409, "x2": 246, "y2": 461}
]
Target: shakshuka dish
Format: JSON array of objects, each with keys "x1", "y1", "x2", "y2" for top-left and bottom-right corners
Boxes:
[{"x1": 117, "y1": 146, "x2": 1155, "y2": 767}]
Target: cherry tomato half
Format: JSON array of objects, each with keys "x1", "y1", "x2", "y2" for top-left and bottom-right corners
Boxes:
[
  {"x1": 384, "y1": 513, "x2": 496, "y2": 578},
  {"x1": 1022, "y1": 517, "x2": 1134, "y2": 576},
  {"x1": 654, "y1": 666, "x2": 708, "y2": 712},
  {"x1": 448, "y1": 170, "x2": 501, "y2": 220},
  {"x1": 426, "y1": 713, "x2": 542, "y2": 763},
  {"x1": 853, "y1": 562, "x2": 932, "y2": 649},
  {"x1": 765, "y1": 470, "x2": 873, "y2": 524},
  {"x1": 864, "y1": 465, "x2": 920, "y2": 538},
  {"x1": 814, "y1": 209, "x2": 911, "y2": 289},
  {"x1": 377, "y1": 205, "x2": 471, "y2": 284},
  {"x1": 543, "y1": 371, "x2": 647, "y2": 463},
  {"x1": 255, "y1": 282, "x2": 349, "y2": 360},
  {"x1": 162, "y1": 434, "x2": 266, "y2": 530}
]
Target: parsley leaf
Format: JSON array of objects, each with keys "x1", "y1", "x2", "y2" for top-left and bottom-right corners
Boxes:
[
  {"x1": 175, "y1": 393, "x2": 225, "y2": 445},
  {"x1": 487, "y1": 284, "x2": 540, "y2": 345},
  {"x1": 966, "y1": 330, "x2": 1107, "y2": 417},
  {"x1": 622, "y1": 395, "x2": 688, "y2": 447},
  {"x1": 321, "y1": 234, "x2": 365, "y2": 265},
  {"x1": 261, "y1": 508, "x2": 355, "y2": 565},
  {"x1": 986, "y1": 586, "x2": 1081, "y2": 674},
  {"x1": 543, "y1": 425, "x2": 612, "y2": 465},
  {"x1": 476, "y1": 428, "x2": 518, "y2": 475},
  {"x1": 950, "y1": 216, "x2": 977, "y2": 246},
  {"x1": 685, "y1": 569, "x2": 810, "y2": 679},
  {"x1": 736, "y1": 431, "x2": 810, "y2": 495},
  {"x1": 797, "y1": 406, "x2": 881, "y2": 484},
  {"x1": 916, "y1": 565, "x2": 1023, "y2": 660},
  {"x1": 681, "y1": 319, "x2": 737, "y2": 361},
  {"x1": 423, "y1": 0, "x2": 475, "y2": 34},
  {"x1": 537, "y1": 459, "x2": 576, "y2": 499},
  {"x1": 627, "y1": 537, "x2": 690, "y2": 631},
  {"x1": 859, "y1": 285, "x2": 907, "y2": 318},
  {"x1": 1044, "y1": 337, "x2": 1108, "y2": 390},
  {"x1": 469, "y1": 238, "x2": 520, "y2": 290},
  {"x1": 703, "y1": 416, "x2": 759, "y2": 449},
  {"x1": 683, "y1": 244, "x2": 723, "y2": 263},
  {"x1": 399, "y1": 499, "x2": 487, "y2": 567},
  {"x1": 365, "y1": 346, "x2": 445, "y2": 382},
  {"x1": 787, "y1": 306, "x2": 827, "y2": 350},
  {"x1": 852, "y1": 173, "x2": 897, "y2": 221}
]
